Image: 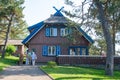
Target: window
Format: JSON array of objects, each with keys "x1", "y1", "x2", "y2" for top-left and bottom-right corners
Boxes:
[
  {"x1": 46, "y1": 28, "x2": 57, "y2": 36},
  {"x1": 82, "y1": 48, "x2": 86, "y2": 55},
  {"x1": 76, "y1": 48, "x2": 80, "y2": 55},
  {"x1": 60, "y1": 28, "x2": 68, "y2": 36},
  {"x1": 70, "y1": 48, "x2": 75, "y2": 55},
  {"x1": 69, "y1": 47, "x2": 88, "y2": 55},
  {"x1": 42, "y1": 45, "x2": 61, "y2": 56},
  {"x1": 48, "y1": 46, "x2": 56, "y2": 55},
  {"x1": 60, "y1": 28, "x2": 72, "y2": 36}
]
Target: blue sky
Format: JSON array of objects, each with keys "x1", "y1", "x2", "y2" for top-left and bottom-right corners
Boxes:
[
  {"x1": 23, "y1": 0, "x2": 66, "y2": 26},
  {"x1": 23, "y1": 0, "x2": 83, "y2": 26}
]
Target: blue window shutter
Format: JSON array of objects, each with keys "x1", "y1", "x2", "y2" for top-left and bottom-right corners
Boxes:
[
  {"x1": 86, "y1": 47, "x2": 89, "y2": 55},
  {"x1": 46, "y1": 28, "x2": 50, "y2": 36},
  {"x1": 80, "y1": 48, "x2": 82, "y2": 55},
  {"x1": 42, "y1": 45, "x2": 48, "y2": 56},
  {"x1": 56, "y1": 46, "x2": 61, "y2": 56}
]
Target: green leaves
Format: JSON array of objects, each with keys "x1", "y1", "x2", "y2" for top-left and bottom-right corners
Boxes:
[
  {"x1": 0, "y1": 0, "x2": 27, "y2": 39},
  {"x1": 6, "y1": 45, "x2": 16, "y2": 56}
]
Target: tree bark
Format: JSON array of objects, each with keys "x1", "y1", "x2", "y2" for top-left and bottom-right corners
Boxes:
[
  {"x1": 1, "y1": 14, "x2": 14, "y2": 58},
  {"x1": 94, "y1": 0, "x2": 114, "y2": 76},
  {"x1": 112, "y1": 13, "x2": 116, "y2": 55}
]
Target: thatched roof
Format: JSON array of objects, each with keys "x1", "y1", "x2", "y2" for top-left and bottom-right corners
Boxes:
[
  {"x1": 44, "y1": 7, "x2": 68, "y2": 24},
  {"x1": 22, "y1": 7, "x2": 94, "y2": 44},
  {"x1": 44, "y1": 15, "x2": 68, "y2": 24},
  {"x1": 0, "y1": 40, "x2": 23, "y2": 45}
]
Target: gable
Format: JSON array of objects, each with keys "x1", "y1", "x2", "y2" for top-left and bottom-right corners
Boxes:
[
  {"x1": 22, "y1": 7, "x2": 94, "y2": 45},
  {"x1": 78, "y1": 27, "x2": 94, "y2": 44}
]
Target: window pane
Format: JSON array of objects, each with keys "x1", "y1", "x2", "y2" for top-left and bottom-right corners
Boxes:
[
  {"x1": 82, "y1": 48, "x2": 86, "y2": 55},
  {"x1": 48, "y1": 46, "x2": 56, "y2": 55},
  {"x1": 70, "y1": 48, "x2": 75, "y2": 55},
  {"x1": 52, "y1": 46, "x2": 56, "y2": 55},
  {"x1": 76, "y1": 48, "x2": 80, "y2": 55},
  {"x1": 50, "y1": 28, "x2": 53, "y2": 36},
  {"x1": 48, "y1": 46, "x2": 51, "y2": 55},
  {"x1": 50, "y1": 28, "x2": 57, "y2": 36},
  {"x1": 60, "y1": 28, "x2": 66, "y2": 36},
  {"x1": 53, "y1": 28, "x2": 57, "y2": 36},
  {"x1": 60, "y1": 28, "x2": 64, "y2": 36}
]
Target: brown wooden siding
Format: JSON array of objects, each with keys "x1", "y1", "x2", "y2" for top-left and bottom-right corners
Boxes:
[
  {"x1": 57, "y1": 55, "x2": 120, "y2": 65},
  {"x1": 28, "y1": 25, "x2": 90, "y2": 62}
]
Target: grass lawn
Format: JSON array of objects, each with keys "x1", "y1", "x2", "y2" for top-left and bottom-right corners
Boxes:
[
  {"x1": 41, "y1": 66, "x2": 120, "y2": 80},
  {"x1": 0, "y1": 56, "x2": 19, "y2": 71}
]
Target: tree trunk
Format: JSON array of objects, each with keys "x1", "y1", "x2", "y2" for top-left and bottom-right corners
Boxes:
[
  {"x1": 94, "y1": 0, "x2": 114, "y2": 76},
  {"x1": 112, "y1": 23, "x2": 115, "y2": 55},
  {"x1": 1, "y1": 15, "x2": 14, "y2": 58},
  {"x1": 112, "y1": 13, "x2": 116, "y2": 55}
]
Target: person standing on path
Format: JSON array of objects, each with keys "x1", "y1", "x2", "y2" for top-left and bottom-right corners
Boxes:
[
  {"x1": 31, "y1": 49, "x2": 37, "y2": 66},
  {"x1": 25, "y1": 49, "x2": 29, "y2": 65}
]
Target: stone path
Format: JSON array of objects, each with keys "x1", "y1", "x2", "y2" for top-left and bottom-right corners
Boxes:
[{"x1": 0, "y1": 65, "x2": 53, "y2": 80}]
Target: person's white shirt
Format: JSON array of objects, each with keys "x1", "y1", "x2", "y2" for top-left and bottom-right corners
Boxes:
[{"x1": 31, "y1": 52, "x2": 37, "y2": 60}]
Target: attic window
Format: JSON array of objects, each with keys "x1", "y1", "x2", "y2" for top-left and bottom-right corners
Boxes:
[
  {"x1": 60, "y1": 28, "x2": 68, "y2": 36},
  {"x1": 46, "y1": 28, "x2": 57, "y2": 37},
  {"x1": 60, "y1": 28, "x2": 72, "y2": 36}
]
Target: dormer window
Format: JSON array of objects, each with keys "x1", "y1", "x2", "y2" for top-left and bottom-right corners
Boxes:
[{"x1": 46, "y1": 27, "x2": 57, "y2": 37}]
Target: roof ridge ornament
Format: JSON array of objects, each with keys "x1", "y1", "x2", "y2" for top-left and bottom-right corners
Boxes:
[
  {"x1": 53, "y1": 6, "x2": 64, "y2": 12},
  {"x1": 53, "y1": 6, "x2": 64, "y2": 16}
]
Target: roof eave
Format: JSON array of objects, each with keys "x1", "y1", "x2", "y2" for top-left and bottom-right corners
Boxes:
[{"x1": 22, "y1": 24, "x2": 45, "y2": 44}]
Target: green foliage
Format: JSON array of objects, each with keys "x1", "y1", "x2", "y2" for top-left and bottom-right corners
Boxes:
[
  {"x1": 0, "y1": 0, "x2": 28, "y2": 39},
  {"x1": 47, "y1": 61, "x2": 57, "y2": 68},
  {"x1": 64, "y1": 0, "x2": 120, "y2": 53},
  {"x1": 6, "y1": 45, "x2": 16, "y2": 56},
  {"x1": 41, "y1": 66, "x2": 120, "y2": 80},
  {"x1": 0, "y1": 56, "x2": 18, "y2": 71},
  {"x1": 89, "y1": 44, "x2": 100, "y2": 55},
  {"x1": 0, "y1": 0, "x2": 27, "y2": 58}
]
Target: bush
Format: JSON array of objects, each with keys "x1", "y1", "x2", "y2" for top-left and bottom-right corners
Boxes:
[
  {"x1": 6, "y1": 45, "x2": 16, "y2": 56},
  {"x1": 47, "y1": 61, "x2": 57, "y2": 68}
]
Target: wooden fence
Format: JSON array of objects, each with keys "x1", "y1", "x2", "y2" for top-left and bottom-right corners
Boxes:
[{"x1": 56, "y1": 55, "x2": 120, "y2": 65}]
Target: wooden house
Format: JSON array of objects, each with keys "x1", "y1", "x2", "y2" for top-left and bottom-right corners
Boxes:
[
  {"x1": 0, "y1": 40, "x2": 24, "y2": 56},
  {"x1": 22, "y1": 7, "x2": 94, "y2": 63}
]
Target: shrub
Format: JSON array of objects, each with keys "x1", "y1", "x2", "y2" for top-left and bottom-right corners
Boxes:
[
  {"x1": 6, "y1": 45, "x2": 16, "y2": 56},
  {"x1": 47, "y1": 61, "x2": 57, "y2": 68}
]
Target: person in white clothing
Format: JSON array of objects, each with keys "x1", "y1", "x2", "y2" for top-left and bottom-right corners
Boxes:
[
  {"x1": 25, "y1": 49, "x2": 29, "y2": 65},
  {"x1": 31, "y1": 49, "x2": 37, "y2": 66}
]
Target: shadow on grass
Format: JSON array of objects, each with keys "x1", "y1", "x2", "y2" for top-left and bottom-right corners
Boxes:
[
  {"x1": 0, "y1": 56, "x2": 18, "y2": 65},
  {"x1": 41, "y1": 66, "x2": 120, "y2": 80},
  {"x1": 42, "y1": 66, "x2": 105, "y2": 75},
  {"x1": 0, "y1": 56, "x2": 19, "y2": 72},
  {"x1": 55, "y1": 76, "x2": 120, "y2": 80}
]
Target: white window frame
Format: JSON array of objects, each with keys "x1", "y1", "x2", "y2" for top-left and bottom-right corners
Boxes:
[
  {"x1": 50, "y1": 28, "x2": 57, "y2": 36},
  {"x1": 82, "y1": 48, "x2": 86, "y2": 55},
  {"x1": 60, "y1": 28, "x2": 69, "y2": 36},
  {"x1": 48, "y1": 46, "x2": 56, "y2": 55}
]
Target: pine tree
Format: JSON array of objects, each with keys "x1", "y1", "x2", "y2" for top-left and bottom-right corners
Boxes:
[
  {"x1": 0, "y1": 0, "x2": 26, "y2": 58},
  {"x1": 64, "y1": 0, "x2": 120, "y2": 76}
]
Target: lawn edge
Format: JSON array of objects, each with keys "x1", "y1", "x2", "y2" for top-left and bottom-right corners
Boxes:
[{"x1": 39, "y1": 66, "x2": 54, "y2": 80}]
